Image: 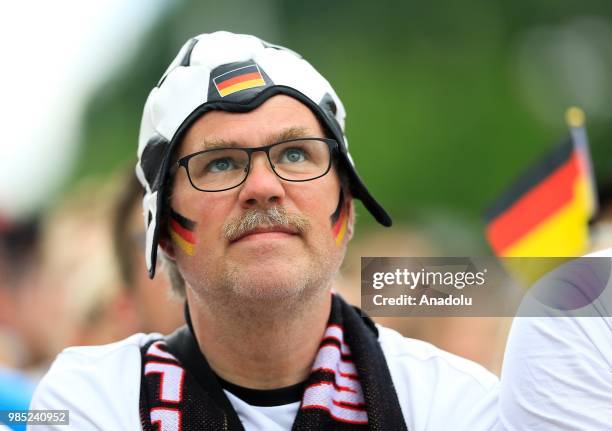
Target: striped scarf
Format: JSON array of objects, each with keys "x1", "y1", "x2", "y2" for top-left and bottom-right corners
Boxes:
[{"x1": 139, "y1": 294, "x2": 407, "y2": 430}]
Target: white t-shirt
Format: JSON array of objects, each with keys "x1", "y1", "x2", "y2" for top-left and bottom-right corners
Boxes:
[
  {"x1": 28, "y1": 325, "x2": 499, "y2": 430},
  {"x1": 498, "y1": 249, "x2": 612, "y2": 430},
  {"x1": 224, "y1": 393, "x2": 299, "y2": 431}
]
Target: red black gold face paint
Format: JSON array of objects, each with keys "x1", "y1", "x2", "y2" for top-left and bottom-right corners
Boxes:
[
  {"x1": 168, "y1": 209, "x2": 197, "y2": 255},
  {"x1": 330, "y1": 189, "x2": 348, "y2": 246}
]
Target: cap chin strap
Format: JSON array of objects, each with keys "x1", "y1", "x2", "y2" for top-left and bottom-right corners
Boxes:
[{"x1": 144, "y1": 191, "x2": 158, "y2": 276}]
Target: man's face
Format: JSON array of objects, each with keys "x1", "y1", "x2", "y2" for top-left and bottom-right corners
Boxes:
[{"x1": 167, "y1": 95, "x2": 351, "y2": 303}]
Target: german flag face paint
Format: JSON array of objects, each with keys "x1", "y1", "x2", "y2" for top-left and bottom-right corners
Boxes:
[
  {"x1": 168, "y1": 209, "x2": 197, "y2": 256},
  {"x1": 330, "y1": 190, "x2": 349, "y2": 247}
]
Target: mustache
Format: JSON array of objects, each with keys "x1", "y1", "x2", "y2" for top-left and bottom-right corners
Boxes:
[{"x1": 223, "y1": 206, "x2": 311, "y2": 242}]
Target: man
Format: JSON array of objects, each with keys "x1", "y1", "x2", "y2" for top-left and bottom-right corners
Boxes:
[
  {"x1": 0, "y1": 216, "x2": 39, "y2": 431},
  {"x1": 497, "y1": 251, "x2": 612, "y2": 430},
  {"x1": 497, "y1": 186, "x2": 612, "y2": 430},
  {"x1": 0, "y1": 216, "x2": 44, "y2": 369},
  {"x1": 30, "y1": 31, "x2": 498, "y2": 430}
]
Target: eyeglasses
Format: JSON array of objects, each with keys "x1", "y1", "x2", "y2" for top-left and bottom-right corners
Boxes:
[{"x1": 177, "y1": 137, "x2": 338, "y2": 192}]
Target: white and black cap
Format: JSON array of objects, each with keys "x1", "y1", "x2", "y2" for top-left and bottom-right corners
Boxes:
[{"x1": 136, "y1": 31, "x2": 392, "y2": 278}]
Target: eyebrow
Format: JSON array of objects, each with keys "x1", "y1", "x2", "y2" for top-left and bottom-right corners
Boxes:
[{"x1": 200, "y1": 126, "x2": 313, "y2": 150}]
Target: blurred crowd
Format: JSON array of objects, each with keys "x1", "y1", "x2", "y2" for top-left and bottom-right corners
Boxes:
[
  {"x1": 2, "y1": 163, "x2": 612, "y2": 428},
  {"x1": 0, "y1": 167, "x2": 183, "y2": 424}
]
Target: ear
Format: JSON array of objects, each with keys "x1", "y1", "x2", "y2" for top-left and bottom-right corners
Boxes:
[
  {"x1": 344, "y1": 190, "x2": 355, "y2": 242},
  {"x1": 158, "y1": 229, "x2": 177, "y2": 260}
]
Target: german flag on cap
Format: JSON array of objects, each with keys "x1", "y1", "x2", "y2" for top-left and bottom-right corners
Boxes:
[{"x1": 213, "y1": 63, "x2": 266, "y2": 97}]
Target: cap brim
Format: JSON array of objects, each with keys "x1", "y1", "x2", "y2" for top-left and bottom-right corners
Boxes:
[{"x1": 341, "y1": 156, "x2": 393, "y2": 227}]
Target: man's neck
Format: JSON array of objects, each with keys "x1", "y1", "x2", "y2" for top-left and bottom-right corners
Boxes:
[{"x1": 186, "y1": 289, "x2": 332, "y2": 390}]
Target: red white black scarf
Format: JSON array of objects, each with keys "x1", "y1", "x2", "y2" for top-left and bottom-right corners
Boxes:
[{"x1": 139, "y1": 294, "x2": 408, "y2": 430}]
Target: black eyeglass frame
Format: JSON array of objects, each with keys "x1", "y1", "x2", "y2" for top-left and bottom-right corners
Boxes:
[{"x1": 176, "y1": 137, "x2": 339, "y2": 192}]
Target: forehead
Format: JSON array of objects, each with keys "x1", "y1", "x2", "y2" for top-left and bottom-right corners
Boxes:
[{"x1": 179, "y1": 95, "x2": 325, "y2": 153}]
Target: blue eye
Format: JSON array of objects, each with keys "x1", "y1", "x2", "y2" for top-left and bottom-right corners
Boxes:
[
  {"x1": 208, "y1": 157, "x2": 235, "y2": 172},
  {"x1": 281, "y1": 148, "x2": 306, "y2": 163}
]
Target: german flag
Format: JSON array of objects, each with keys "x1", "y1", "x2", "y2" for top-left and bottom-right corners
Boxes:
[
  {"x1": 331, "y1": 190, "x2": 349, "y2": 246},
  {"x1": 485, "y1": 107, "x2": 596, "y2": 258},
  {"x1": 168, "y1": 210, "x2": 197, "y2": 256},
  {"x1": 213, "y1": 64, "x2": 265, "y2": 97}
]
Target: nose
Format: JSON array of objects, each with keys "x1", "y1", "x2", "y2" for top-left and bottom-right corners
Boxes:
[{"x1": 237, "y1": 152, "x2": 285, "y2": 209}]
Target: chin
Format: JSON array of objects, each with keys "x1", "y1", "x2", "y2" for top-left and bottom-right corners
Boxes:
[
  {"x1": 229, "y1": 255, "x2": 340, "y2": 308},
  {"x1": 231, "y1": 265, "x2": 313, "y2": 302}
]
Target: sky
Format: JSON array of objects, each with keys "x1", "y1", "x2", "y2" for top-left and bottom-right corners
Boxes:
[{"x1": 0, "y1": 0, "x2": 165, "y2": 220}]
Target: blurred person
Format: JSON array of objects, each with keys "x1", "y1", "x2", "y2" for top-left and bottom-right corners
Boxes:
[
  {"x1": 39, "y1": 178, "x2": 139, "y2": 350},
  {"x1": 589, "y1": 183, "x2": 612, "y2": 251},
  {"x1": 497, "y1": 183, "x2": 612, "y2": 429},
  {"x1": 0, "y1": 216, "x2": 45, "y2": 368},
  {"x1": 0, "y1": 217, "x2": 39, "y2": 431},
  {"x1": 30, "y1": 32, "x2": 500, "y2": 430},
  {"x1": 0, "y1": 363, "x2": 35, "y2": 431},
  {"x1": 111, "y1": 167, "x2": 183, "y2": 334},
  {"x1": 497, "y1": 249, "x2": 612, "y2": 430}
]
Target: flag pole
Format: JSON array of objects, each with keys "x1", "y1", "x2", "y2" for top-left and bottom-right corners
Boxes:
[{"x1": 565, "y1": 106, "x2": 598, "y2": 219}]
